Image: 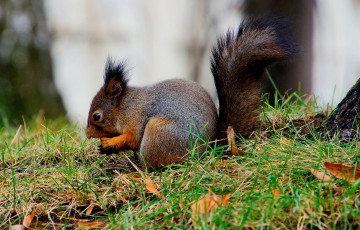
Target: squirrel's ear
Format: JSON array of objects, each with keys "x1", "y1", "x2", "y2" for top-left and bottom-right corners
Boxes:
[
  {"x1": 105, "y1": 78, "x2": 123, "y2": 97},
  {"x1": 103, "y1": 57, "x2": 129, "y2": 97}
]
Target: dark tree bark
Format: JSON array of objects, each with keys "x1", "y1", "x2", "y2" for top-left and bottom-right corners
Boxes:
[{"x1": 324, "y1": 79, "x2": 360, "y2": 140}]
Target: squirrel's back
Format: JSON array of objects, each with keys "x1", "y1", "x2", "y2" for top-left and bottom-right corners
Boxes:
[{"x1": 147, "y1": 79, "x2": 217, "y2": 143}]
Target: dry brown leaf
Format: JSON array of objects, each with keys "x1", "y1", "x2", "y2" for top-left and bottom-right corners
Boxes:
[
  {"x1": 221, "y1": 193, "x2": 231, "y2": 206},
  {"x1": 227, "y1": 126, "x2": 244, "y2": 156},
  {"x1": 13, "y1": 220, "x2": 49, "y2": 230},
  {"x1": 76, "y1": 219, "x2": 106, "y2": 229},
  {"x1": 23, "y1": 208, "x2": 35, "y2": 228},
  {"x1": 85, "y1": 203, "x2": 95, "y2": 215},
  {"x1": 145, "y1": 178, "x2": 162, "y2": 197},
  {"x1": 191, "y1": 192, "x2": 215, "y2": 215},
  {"x1": 191, "y1": 189, "x2": 230, "y2": 221},
  {"x1": 324, "y1": 162, "x2": 360, "y2": 182},
  {"x1": 273, "y1": 189, "x2": 282, "y2": 195},
  {"x1": 9, "y1": 225, "x2": 26, "y2": 230},
  {"x1": 310, "y1": 168, "x2": 332, "y2": 182},
  {"x1": 123, "y1": 173, "x2": 141, "y2": 180}
]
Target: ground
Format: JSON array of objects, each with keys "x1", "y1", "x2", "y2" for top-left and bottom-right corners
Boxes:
[{"x1": 1, "y1": 92, "x2": 360, "y2": 229}]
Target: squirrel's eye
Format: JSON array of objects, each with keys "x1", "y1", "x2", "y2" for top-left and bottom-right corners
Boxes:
[{"x1": 93, "y1": 113, "x2": 101, "y2": 121}]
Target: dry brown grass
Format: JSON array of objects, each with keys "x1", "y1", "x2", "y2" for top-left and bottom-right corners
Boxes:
[{"x1": 1, "y1": 94, "x2": 360, "y2": 229}]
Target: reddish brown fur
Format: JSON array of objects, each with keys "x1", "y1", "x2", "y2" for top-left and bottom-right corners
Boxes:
[
  {"x1": 101, "y1": 131, "x2": 139, "y2": 150},
  {"x1": 105, "y1": 78, "x2": 116, "y2": 94}
]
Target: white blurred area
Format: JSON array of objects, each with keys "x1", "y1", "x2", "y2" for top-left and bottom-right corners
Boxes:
[
  {"x1": 43, "y1": 0, "x2": 360, "y2": 124},
  {"x1": 312, "y1": 0, "x2": 360, "y2": 106},
  {"x1": 43, "y1": 0, "x2": 241, "y2": 124}
]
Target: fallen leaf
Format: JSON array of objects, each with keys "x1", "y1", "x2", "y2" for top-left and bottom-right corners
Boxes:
[
  {"x1": 191, "y1": 188, "x2": 230, "y2": 221},
  {"x1": 76, "y1": 219, "x2": 106, "y2": 229},
  {"x1": 85, "y1": 203, "x2": 94, "y2": 215},
  {"x1": 9, "y1": 225, "x2": 26, "y2": 230},
  {"x1": 23, "y1": 208, "x2": 35, "y2": 228},
  {"x1": 123, "y1": 173, "x2": 141, "y2": 180},
  {"x1": 310, "y1": 168, "x2": 332, "y2": 182},
  {"x1": 145, "y1": 178, "x2": 162, "y2": 197},
  {"x1": 324, "y1": 162, "x2": 360, "y2": 182},
  {"x1": 221, "y1": 193, "x2": 231, "y2": 206},
  {"x1": 227, "y1": 126, "x2": 244, "y2": 156}
]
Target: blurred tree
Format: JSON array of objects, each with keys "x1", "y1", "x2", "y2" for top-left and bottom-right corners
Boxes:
[
  {"x1": 243, "y1": 0, "x2": 315, "y2": 97},
  {"x1": 0, "y1": 0, "x2": 64, "y2": 126}
]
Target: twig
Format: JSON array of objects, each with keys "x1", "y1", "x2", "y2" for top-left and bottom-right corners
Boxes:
[
  {"x1": 124, "y1": 155, "x2": 144, "y2": 177},
  {"x1": 11, "y1": 125, "x2": 23, "y2": 145},
  {"x1": 47, "y1": 206, "x2": 56, "y2": 230}
]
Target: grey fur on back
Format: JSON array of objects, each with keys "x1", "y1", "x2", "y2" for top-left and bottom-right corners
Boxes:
[{"x1": 146, "y1": 79, "x2": 217, "y2": 147}]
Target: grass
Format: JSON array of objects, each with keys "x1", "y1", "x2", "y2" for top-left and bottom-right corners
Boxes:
[{"x1": 1, "y1": 92, "x2": 360, "y2": 229}]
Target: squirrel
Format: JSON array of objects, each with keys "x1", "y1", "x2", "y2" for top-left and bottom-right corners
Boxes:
[{"x1": 85, "y1": 18, "x2": 297, "y2": 171}]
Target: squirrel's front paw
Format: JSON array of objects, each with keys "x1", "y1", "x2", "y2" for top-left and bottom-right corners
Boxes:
[
  {"x1": 98, "y1": 144, "x2": 117, "y2": 155},
  {"x1": 101, "y1": 137, "x2": 119, "y2": 149},
  {"x1": 99, "y1": 137, "x2": 119, "y2": 155}
]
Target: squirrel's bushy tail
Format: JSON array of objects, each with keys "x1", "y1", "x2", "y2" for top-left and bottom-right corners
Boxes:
[{"x1": 211, "y1": 18, "x2": 298, "y2": 140}]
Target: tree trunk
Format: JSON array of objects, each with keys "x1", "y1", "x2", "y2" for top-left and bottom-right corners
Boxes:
[
  {"x1": 324, "y1": 79, "x2": 360, "y2": 140},
  {"x1": 0, "y1": 0, "x2": 65, "y2": 126}
]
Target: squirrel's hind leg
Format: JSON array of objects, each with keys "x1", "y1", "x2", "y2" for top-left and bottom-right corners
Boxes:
[{"x1": 139, "y1": 118, "x2": 189, "y2": 171}]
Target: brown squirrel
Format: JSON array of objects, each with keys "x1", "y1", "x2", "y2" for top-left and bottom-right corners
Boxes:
[{"x1": 86, "y1": 18, "x2": 297, "y2": 171}]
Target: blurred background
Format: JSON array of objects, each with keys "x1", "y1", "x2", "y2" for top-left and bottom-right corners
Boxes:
[{"x1": 0, "y1": 0, "x2": 360, "y2": 126}]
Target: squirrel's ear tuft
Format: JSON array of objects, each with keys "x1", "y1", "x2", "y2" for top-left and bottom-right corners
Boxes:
[{"x1": 104, "y1": 57, "x2": 129, "y2": 97}]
